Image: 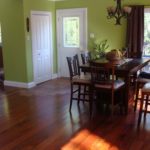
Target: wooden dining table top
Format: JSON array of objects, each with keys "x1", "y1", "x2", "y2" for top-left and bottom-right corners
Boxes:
[{"x1": 80, "y1": 57, "x2": 150, "y2": 75}]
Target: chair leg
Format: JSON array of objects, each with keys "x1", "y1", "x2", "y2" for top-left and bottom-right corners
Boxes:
[
  {"x1": 138, "y1": 92, "x2": 144, "y2": 125},
  {"x1": 144, "y1": 95, "x2": 148, "y2": 117},
  {"x1": 111, "y1": 92, "x2": 114, "y2": 116},
  {"x1": 69, "y1": 84, "x2": 73, "y2": 111},
  {"x1": 134, "y1": 83, "x2": 139, "y2": 112},
  {"x1": 120, "y1": 88, "x2": 125, "y2": 114},
  {"x1": 77, "y1": 85, "x2": 81, "y2": 105},
  {"x1": 89, "y1": 87, "x2": 93, "y2": 117},
  {"x1": 83, "y1": 85, "x2": 86, "y2": 103}
]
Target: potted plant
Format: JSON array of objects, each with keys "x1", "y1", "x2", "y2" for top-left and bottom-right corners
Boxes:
[{"x1": 93, "y1": 39, "x2": 109, "y2": 58}]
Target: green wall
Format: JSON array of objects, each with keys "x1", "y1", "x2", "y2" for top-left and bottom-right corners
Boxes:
[
  {"x1": 56, "y1": 0, "x2": 150, "y2": 50},
  {"x1": 0, "y1": 0, "x2": 27, "y2": 82},
  {"x1": 0, "y1": 0, "x2": 56, "y2": 83},
  {"x1": 23, "y1": 0, "x2": 56, "y2": 82},
  {"x1": 1, "y1": 0, "x2": 150, "y2": 84}
]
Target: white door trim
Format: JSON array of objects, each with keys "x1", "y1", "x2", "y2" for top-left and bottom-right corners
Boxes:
[
  {"x1": 56, "y1": 8, "x2": 88, "y2": 77},
  {"x1": 31, "y1": 11, "x2": 53, "y2": 84}
]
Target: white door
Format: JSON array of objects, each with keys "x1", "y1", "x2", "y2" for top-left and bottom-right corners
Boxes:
[
  {"x1": 57, "y1": 8, "x2": 87, "y2": 77},
  {"x1": 31, "y1": 11, "x2": 53, "y2": 84}
]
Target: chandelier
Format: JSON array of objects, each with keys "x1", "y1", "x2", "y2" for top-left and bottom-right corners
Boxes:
[{"x1": 107, "y1": 0, "x2": 132, "y2": 25}]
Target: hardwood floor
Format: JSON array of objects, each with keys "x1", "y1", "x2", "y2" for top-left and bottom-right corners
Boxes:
[{"x1": 0, "y1": 78, "x2": 150, "y2": 150}]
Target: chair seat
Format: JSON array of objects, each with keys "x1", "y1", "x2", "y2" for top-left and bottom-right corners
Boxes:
[
  {"x1": 138, "y1": 81, "x2": 150, "y2": 125},
  {"x1": 142, "y1": 82, "x2": 150, "y2": 93},
  {"x1": 139, "y1": 71, "x2": 150, "y2": 79},
  {"x1": 137, "y1": 77, "x2": 150, "y2": 84},
  {"x1": 94, "y1": 79, "x2": 125, "y2": 90},
  {"x1": 72, "y1": 74, "x2": 91, "y2": 84},
  {"x1": 134, "y1": 77, "x2": 150, "y2": 112}
]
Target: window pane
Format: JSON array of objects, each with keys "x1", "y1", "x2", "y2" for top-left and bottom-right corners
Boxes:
[
  {"x1": 144, "y1": 12, "x2": 150, "y2": 56},
  {"x1": 63, "y1": 17, "x2": 79, "y2": 47}
]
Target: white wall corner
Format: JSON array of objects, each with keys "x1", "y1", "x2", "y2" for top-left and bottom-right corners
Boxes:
[
  {"x1": 4, "y1": 80, "x2": 36, "y2": 89},
  {"x1": 52, "y1": 74, "x2": 58, "y2": 79}
]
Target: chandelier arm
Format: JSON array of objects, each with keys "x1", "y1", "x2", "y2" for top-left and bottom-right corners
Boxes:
[{"x1": 107, "y1": 0, "x2": 131, "y2": 25}]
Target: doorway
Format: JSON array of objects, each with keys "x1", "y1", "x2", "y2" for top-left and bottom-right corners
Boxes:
[
  {"x1": 56, "y1": 8, "x2": 87, "y2": 77},
  {"x1": 31, "y1": 11, "x2": 53, "y2": 84}
]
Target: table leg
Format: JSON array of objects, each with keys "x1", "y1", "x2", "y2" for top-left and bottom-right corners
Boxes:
[{"x1": 124, "y1": 74, "x2": 130, "y2": 114}]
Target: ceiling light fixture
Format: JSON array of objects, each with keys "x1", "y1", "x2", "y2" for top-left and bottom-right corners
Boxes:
[{"x1": 107, "y1": 0, "x2": 132, "y2": 25}]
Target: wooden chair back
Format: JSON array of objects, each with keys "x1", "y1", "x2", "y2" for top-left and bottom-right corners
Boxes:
[
  {"x1": 81, "y1": 51, "x2": 91, "y2": 64},
  {"x1": 90, "y1": 61, "x2": 115, "y2": 88},
  {"x1": 90, "y1": 61, "x2": 115, "y2": 111},
  {"x1": 66, "y1": 54, "x2": 80, "y2": 80}
]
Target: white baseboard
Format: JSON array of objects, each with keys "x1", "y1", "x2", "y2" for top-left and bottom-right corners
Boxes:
[
  {"x1": 52, "y1": 74, "x2": 58, "y2": 79},
  {"x1": 4, "y1": 80, "x2": 36, "y2": 88},
  {"x1": 4, "y1": 74, "x2": 58, "y2": 88}
]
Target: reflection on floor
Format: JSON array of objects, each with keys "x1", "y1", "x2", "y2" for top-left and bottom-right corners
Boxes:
[{"x1": 0, "y1": 78, "x2": 149, "y2": 150}]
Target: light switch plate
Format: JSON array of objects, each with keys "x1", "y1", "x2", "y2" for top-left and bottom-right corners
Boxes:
[{"x1": 90, "y1": 33, "x2": 95, "y2": 38}]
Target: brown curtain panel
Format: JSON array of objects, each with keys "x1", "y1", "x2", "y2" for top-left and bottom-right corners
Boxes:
[{"x1": 126, "y1": 5, "x2": 144, "y2": 58}]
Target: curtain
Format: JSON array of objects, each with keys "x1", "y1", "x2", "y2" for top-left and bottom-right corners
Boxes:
[{"x1": 126, "y1": 5, "x2": 144, "y2": 58}]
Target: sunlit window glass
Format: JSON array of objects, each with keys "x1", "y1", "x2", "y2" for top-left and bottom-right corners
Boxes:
[
  {"x1": 63, "y1": 17, "x2": 80, "y2": 47},
  {"x1": 144, "y1": 10, "x2": 150, "y2": 56}
]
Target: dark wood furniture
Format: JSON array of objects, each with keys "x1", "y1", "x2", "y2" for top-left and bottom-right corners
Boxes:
[
  {"x1": 90, "y1": 61, "x2": 125, "y2": 115},
  {"x1": 80, "y1": 58, "x2": 150, "y2": 114},
  {"x1": 138, "y1": 82, "x2": 150, "y2": 125},
  {"x1": 81, "y1": 51, "x2": 91, "y2": 64},
  {"x1": 66, "y1": 54, "x2": 92, "y2": 115},
  {"x1": 134, "y1": 66, "x2": 150, "y2": 112}
]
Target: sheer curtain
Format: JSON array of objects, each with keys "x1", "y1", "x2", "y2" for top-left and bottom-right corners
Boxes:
[{"x1": 126, "y1": 5, "x2": 144, "y2": 58}]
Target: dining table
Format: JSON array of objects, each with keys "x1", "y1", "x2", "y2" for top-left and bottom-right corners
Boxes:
[{"x1": 79, "y1": 57, "x2": 150, "y2": 114}]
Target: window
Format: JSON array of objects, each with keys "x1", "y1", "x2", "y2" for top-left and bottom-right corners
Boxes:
[
  {"x1": 143, "y1": 8, "x2": 150, "y2": 56},
  {"x1": 63, "y1": 17, "x2": 79, "y2": 47}
]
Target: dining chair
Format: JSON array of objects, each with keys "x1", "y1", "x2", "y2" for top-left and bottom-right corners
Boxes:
[
  {"x1": 90, "y1": 61, "x2": 125, "y2": 115},
  {"x1": 138, "y1": 82, "x2": 150, "y2": 125},
  {"x1": 81, "y1": 51, "x2": 91, "y2": 97},
  {"x1": 134, "y1": 65, "x2": 150, "y2": 111},
  {"x1": 81, "y1": 51, "x2": 91, "y2": 65},
  {"x1": 66, "y1": 54, "x2": 92, "y2": 115}
]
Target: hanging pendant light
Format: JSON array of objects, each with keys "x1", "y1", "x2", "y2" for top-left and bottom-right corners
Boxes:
[{"x1": 107, "y1": 0, "x2": 132, "y2": 25}]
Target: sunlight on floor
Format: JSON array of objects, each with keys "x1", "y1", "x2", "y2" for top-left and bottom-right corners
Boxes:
[{"x1": 61, "y1": 129, "x2": 119, "y2": 150}]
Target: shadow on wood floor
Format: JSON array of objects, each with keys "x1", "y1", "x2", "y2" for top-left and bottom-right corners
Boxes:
[{"x1": 0, "y1": 78, "x2": 149, "y2": 150}]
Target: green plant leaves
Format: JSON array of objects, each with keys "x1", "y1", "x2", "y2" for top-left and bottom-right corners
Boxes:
[{"x1": 93, "y1": 39, "x2": 109, "y2": 58}]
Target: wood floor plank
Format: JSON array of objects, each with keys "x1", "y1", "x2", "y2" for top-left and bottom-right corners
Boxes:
[{"x1": 0, "y1": 78, "x2": 149, "y2": 150}]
